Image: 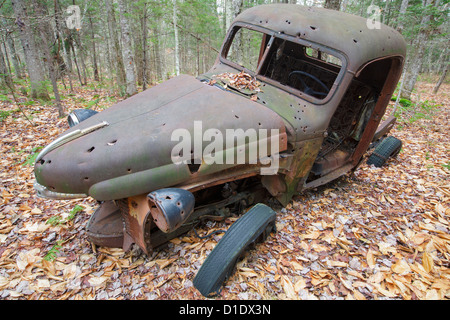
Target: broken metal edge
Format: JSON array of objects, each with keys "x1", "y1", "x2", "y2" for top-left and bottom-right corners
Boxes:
[
  {"x1": 35, "y1": 121, "x2": 109, "y2": 163},
  {"x1": 34, "y1": 181, "x2": 88, "y2": 200}
]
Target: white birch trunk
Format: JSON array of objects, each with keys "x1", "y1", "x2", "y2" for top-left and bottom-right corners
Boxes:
[
  {"x1": 397, "y1": 0, "x2": 409, "y2": 32},
  {"x1": 105, "y1": 0, "x2": 126, "y2": 93},
  {"x1": 118, "y1": 0, "x2": 137, "y2": 96}
]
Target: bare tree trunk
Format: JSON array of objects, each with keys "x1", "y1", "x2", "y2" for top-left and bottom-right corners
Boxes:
[
  {"x1": 131, "y1": 5, "x2": 143, "y2": 88},
  {"x1": 104, "y1": 25, "x2": 115, "y2": 92},
  {"x1": 400, "y1": 0, "x2": 434, "y2": 100},
  {"x1": 74, "y1": 33, "x2": 87, "y2": 85},
  {"x1": 63, "y1": 37, "x2": 73, "y2": 74},
  {"x1": 324, "y1": 0, "x2": 341, "y2": 10},
  {"x1": 232, "y1": 0, "x2": 243, "y2": 25},
  {"x1": 231, "y1": 0, "x2": 243, "y2": 62},
  {"x1": 105, "y1": 0, "x2": 126, "y2": 94},
  {"x1": 70, "y1": 39, "x2": 83, "y2": 87},
  {"x1": 222, "y1": 0, "x2": 228, "y2": 34},
  {"x1": 89, "y1": 16, "x2": 99, "y2": 82},
  {"x1": 0, "y1": 42, "x2": 14, "y2": 89},
  {"x1": 39, "y1": 31, "x2": 65, "y2": 117},
  {"x1": 133, "y1": 31, "x2": 143, "y2": 87},
  {"x1": 173, "y1": 0, "x2": 180, "y2": 76},
  {"x1": 383, "y1": 0, "x2": 391, "y2": 25},
  {"x1": 397, "y1": 0, "x2": 409, "y2": 33},
  {"x1": 11, "y1": 0, "x2": 50, "y2": 100},
  {"x1": 53, "y1": 0, "x2": 72, "y2": 91},
  {"x1": 197, "y1": 37, "x2": 200, "y2": 75},
  {"x1": 153, "y1": 23, "x2": 163, "y2": 81},
  {"x1": 141, "y1": 2, "x2": 149, "y2": 90},
  {"x1": 1, "y1": 36, "x2": 12, "y2": 76},
  {"x1": 4, "y1": 25, "x2": 23, "y2": 79},
  {"x1": 434, "y1": 45, "x2": 448, "y2": 75},
  {"x1": 33, "y1": 0, "x2": 65, "y2": 117},
  {"x1": 432, "y1": 63, "x2": 447, "y2": 94},
  {"x1": 118, "y1": 0, "x2": 137, "y2": 96}
]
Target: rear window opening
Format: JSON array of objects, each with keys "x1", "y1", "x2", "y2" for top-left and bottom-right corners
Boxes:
[
  {"x1": 223, "y1": 26, "x2": 343, "y2": 100},
  {"x1": 304, "y1": 47, "x2": 342, "y2": 67}
]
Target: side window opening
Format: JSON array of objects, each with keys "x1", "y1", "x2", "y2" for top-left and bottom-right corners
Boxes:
[{"x1": 226, "y1": 28, "x2": 267, "y2": 72}]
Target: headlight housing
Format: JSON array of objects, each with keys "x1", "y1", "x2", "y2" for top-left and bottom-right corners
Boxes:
[{"x1": 68, "y1": 109, "x2": 99, "y2": 127}]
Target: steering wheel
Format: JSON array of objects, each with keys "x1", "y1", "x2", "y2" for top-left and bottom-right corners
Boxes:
[{"x1": 288, "y1": 71, "x2": 329, "y2": 97}]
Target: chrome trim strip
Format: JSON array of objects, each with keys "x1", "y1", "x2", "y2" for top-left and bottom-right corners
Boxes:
[
  {"x1": 34, "y1": 181, "x2": 88, "y2": 200},
  {"x1": 36, "y1": 121, "x2": 109, "y2": 163}
]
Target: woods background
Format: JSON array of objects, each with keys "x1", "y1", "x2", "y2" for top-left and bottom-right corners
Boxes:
[{"x1": 0, "y1": 0, "x2": 448, "y2": 115}]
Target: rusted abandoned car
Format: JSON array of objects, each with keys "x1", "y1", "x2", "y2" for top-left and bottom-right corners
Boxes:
[{"x1": 34, "y1": 4, "x2": 406, "y2": 296}]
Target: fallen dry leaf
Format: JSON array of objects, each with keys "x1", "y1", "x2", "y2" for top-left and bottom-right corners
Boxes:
[
  {"x1": 0, "y1": 81, "x2": 448, "y2": 301},
  {"x1": 422, "y1": 252, "x2": 434, "y2": 273}
]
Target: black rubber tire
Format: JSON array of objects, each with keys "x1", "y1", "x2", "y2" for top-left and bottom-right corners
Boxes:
[
  {"x1": 367, "y1": 136, "x2": 402, "y2": 167},
  {"x1": 193, "y1": 203, "x2": 276, "y2": 297}
]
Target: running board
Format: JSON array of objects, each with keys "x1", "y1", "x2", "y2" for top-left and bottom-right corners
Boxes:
[{"x1": 304, "y1": 163, "x2": 354, "y2": 189}]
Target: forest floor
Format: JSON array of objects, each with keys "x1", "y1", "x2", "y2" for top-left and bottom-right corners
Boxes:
[{"x1": 0, "y1": 79, "x2": 449, "y2": 300}]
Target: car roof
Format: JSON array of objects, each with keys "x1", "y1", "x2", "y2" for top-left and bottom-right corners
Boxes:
[{"x1": 233, "y1": 4, "x2": 406, "y2": 72}]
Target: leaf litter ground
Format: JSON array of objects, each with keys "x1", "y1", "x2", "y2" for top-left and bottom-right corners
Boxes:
[{"x1": 0, "y1": 82, "x2": 449, "y2": 300}]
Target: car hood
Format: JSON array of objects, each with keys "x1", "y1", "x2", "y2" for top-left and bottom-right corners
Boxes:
[{"x1": 34, "y1": 74, "x2": 287, "y2": 200}]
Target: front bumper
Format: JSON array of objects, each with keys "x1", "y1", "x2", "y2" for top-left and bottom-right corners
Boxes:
[{"x1": 34, "y1": 181, "x2": 88, "y2": 200}]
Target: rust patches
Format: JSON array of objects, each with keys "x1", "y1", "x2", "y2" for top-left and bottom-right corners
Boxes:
[{"x1": 121, "y1": 195, "x2": 152, "y2": 253}]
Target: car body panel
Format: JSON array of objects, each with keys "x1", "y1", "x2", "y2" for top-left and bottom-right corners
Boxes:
[
  {"x1": 33, "y1": 4, "x2": 407, "y2": 254},
  {"x1": 231, "y1": 4, "x2": 406, "y2": 73},
  {"x1": 35, "y1": 74, "x2": 287, "y2": 200}
]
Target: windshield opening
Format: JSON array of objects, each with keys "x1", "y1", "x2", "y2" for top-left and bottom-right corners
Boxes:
[{"x1": 223, "y1": 26, "x2": 343, "y2": 100}]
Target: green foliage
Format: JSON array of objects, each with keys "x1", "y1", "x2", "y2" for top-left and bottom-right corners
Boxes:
[
  {"x1": 0, "y1": 110, "x2": 11, "y2": 121},
  {"x1": 393, "y1": 0, "x2": 448, "y2": 38},
  {"x1": 43, "y1": 205, "x2": 85, "y2": 261},
  {"x1": 394, "y1": 99, "x2": 440, "y2": 123},
  {"x1": 86, "y1": 97, "x2": 100, "y2": 108},
  {"x1": 32, "y1": 80, "x2": 52, "y2": 101},
  {"x1": 391, "y1": 96, "x2": 413, "y2": 108},
  {"x1": 68, "y1": 205, "x2": 84, "y2": 221},
  {"x1": 22, "y1": 146, "x2": 43, "y2": 166},
  {"x1": 46, "y1": 215, "x2": 63, "y2": 226},
  {"x1": 46, "y1": 205, "x2": 84, "y2": 226},
  {"x1": 0, "y1": 94, "x2": 12, "y2": 103},
  {"x1": 23, "y1": 100, "x2": 36, "y2": 106},
  {"x1": 43, "y1": 241, "x2": 62, "y2": 262},
  {"x1": 44, "y1": 205, "x2": 84, "y2": 261}
]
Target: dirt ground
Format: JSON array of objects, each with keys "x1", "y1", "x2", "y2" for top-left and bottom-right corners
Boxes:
[{"x1": 0, "y1": 81, "x2": 448, "y2": 300}]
